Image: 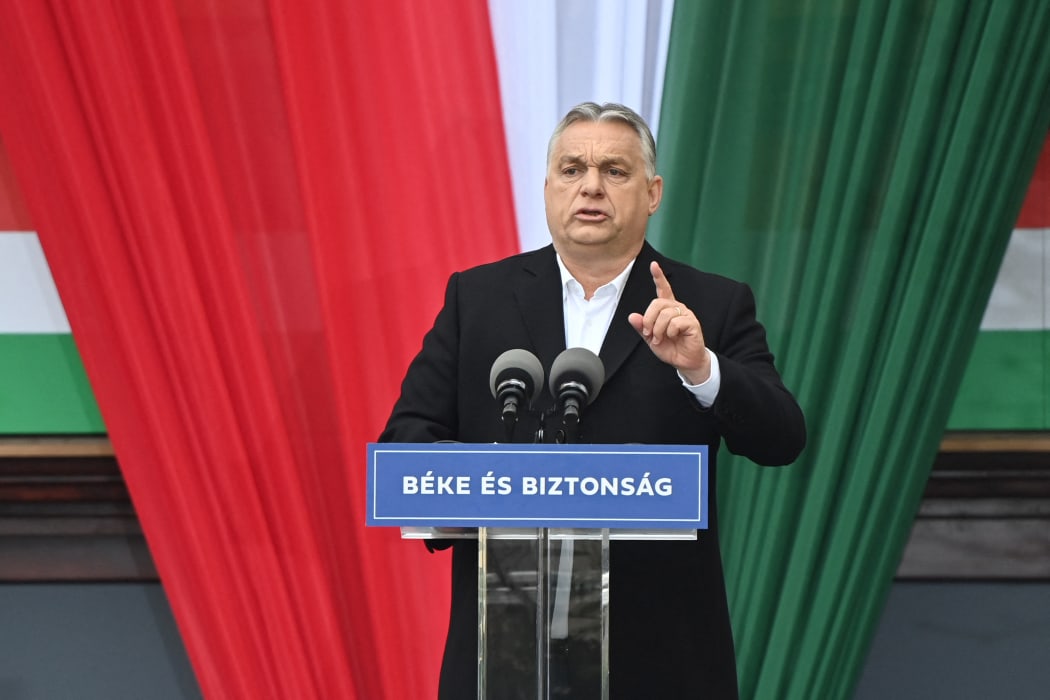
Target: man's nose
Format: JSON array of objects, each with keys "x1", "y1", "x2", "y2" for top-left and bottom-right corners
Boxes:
[{"x1": 580, "y1": 167, "x2": 604, "y2": 196}]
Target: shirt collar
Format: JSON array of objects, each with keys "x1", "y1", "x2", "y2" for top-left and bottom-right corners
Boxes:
[{"x1": 555, "y1": 254, "x2": 636, "y2": 301}]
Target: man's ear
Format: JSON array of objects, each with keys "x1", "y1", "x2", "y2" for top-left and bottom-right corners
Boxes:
[{"x1": 648, "y1": 175, "x2": 664, "y2": 215}]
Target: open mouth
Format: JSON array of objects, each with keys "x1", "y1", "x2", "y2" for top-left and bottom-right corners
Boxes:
[{"x1": 575, "y1": 208, "x2": 608, "y2": 221}]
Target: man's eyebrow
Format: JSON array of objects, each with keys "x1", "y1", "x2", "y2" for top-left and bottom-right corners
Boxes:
[
  {"x1": 556, "y1": 154, "x2": 630, "y2": 168},
  {"x1": 556, "y1": 154, "x2": 586, "y2": 166},
  {"x1": 598, "y1": 156, "x2": 629, "y2": 168}
]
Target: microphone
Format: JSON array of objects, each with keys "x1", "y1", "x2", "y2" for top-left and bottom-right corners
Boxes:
[
  {"x1": 548, "y1": 347, "x2": 604, "y2": 435},
  {"x1": 489, "y1": 349, "x2": 544, "y2": 442}
]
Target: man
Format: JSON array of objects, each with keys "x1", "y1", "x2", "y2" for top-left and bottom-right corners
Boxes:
[{"x1": 380, "y1": 102, "x2": 806, "y2": 698}]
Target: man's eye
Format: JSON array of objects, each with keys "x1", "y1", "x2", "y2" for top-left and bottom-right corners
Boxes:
[
  {"x1": 563, "y1": 167, "x2": 579, "y2": 176},
  {"x1": 607, "y1": 168, "x2": 625, "y2": 177}
]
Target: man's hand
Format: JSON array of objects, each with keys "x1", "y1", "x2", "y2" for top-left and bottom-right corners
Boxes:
[{"x1": 627, "y1": 261, "x2": 711, "y2": 384}]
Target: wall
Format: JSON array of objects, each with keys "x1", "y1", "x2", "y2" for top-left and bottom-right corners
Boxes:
[
  {"x1": 0, "y1": 583, "x2": 200, "y2": 700},
  {"x1": 855, "y1": 582, "x2": 1050, "y2": 699}
]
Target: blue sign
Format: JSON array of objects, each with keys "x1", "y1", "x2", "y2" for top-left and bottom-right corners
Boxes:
[{"x1": 366, "y1": 443, "x2": 707, "y2": 529}]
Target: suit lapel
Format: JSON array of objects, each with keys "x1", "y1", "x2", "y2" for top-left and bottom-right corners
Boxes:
[
  {"x1": 600, "y1": 242, "x2": 661, "y2": 382},
  {"x1": 515, "y1": 246, "x2": 567, "y2": 374}
]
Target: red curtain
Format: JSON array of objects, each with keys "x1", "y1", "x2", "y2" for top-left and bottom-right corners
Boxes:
[{"x1": 0, "y1": 1, "x2": 519, "y2": 697}]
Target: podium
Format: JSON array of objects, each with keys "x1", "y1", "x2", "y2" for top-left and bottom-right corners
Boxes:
[{"x1": 368, "y1": 443, "x2": 708, "y2": 700}]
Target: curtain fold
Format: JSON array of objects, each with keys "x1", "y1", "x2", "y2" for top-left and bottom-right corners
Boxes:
[
  {"x1": 653, "y1": 2, "x2": 1050, "y2": 698},
  {"x1": 0, "y1": 1, "x2": 518, "y2": 697}
]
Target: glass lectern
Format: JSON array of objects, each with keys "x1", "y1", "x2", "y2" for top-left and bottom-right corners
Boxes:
[{"x1": 374, "y1": 442, "x2": 707, "y2": 700}]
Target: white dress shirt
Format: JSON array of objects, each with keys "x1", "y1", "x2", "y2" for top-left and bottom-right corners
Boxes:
[{"x1": 555, "y1": 254, "x2": 722, "y2": 406}]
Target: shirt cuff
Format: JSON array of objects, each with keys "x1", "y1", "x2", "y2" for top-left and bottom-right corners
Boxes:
[{"x1": 679, "y1": 349, "x2": 720, "y2": 408}]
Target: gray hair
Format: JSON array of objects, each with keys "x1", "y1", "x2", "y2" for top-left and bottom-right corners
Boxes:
[{"x1": 546, "y1": 102, "x2": 657, "y2": 180}]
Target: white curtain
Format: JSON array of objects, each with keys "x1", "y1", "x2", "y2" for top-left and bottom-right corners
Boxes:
[{"x1": 488, "y1": 0, "x2": 675, "y2": 252}]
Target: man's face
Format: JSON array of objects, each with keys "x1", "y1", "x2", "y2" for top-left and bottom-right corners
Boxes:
[{"x1": 544, "y1": 119, "x2": 663, "y2": 262}]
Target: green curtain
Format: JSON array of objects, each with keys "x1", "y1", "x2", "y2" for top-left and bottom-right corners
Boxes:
[{"x1": 652, "y1": 2, "x2": 1050, "y2": 698}]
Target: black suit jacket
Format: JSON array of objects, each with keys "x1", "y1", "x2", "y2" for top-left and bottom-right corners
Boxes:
[{"x1": 380, "y1": 242, "x2": 805, "y2": 699}]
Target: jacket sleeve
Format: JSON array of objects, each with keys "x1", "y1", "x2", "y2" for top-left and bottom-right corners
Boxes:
[
  {"x1": 707, "y1": 282, "x2": 806, "y2": 466},
  {"x1": 378, "y1": 272, "x2": 462, "y2": 444},
  {"x1": 377, "y1": 274, "x2": 467, "y2": 553}
]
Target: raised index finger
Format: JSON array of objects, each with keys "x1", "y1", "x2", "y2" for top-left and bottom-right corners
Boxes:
[{"x1": 650, "y1": 260, "x2": 676, "y2": 301}]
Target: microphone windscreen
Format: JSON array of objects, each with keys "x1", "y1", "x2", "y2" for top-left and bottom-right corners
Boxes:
[
  {"x1": 548, "y1": 347, "x2": 605, "y2": 404},
  {"x1": 489, "y1": 349, "x2": 545, "y2": 399}
]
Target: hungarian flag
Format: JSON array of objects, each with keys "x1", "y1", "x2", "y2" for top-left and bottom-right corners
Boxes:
[
  {"x1": 949, "y1": 145, "x2": 1050, "y2": 430},
  {"x1": 0, "y1": 147, "x2": 103, "y2": 433},
  {"x1": 2, "y1": 1, "x2": 1045, "y2": 436}
]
